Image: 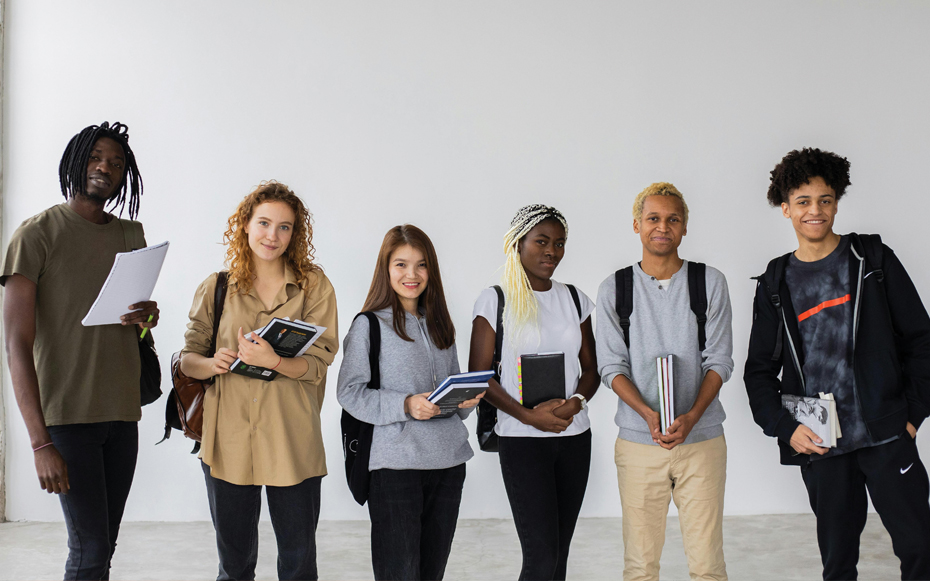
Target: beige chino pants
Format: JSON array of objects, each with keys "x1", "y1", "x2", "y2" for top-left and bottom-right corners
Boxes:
[{"x1": 614, "y1": 435, "x2": 727, "y2": 581}]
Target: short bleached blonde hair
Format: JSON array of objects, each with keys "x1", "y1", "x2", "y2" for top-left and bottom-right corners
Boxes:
[{"x1": 632, "y1": 182, "x2": 689, "y2": 225}]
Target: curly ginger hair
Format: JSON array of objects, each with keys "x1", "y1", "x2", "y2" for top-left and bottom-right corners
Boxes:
[{"x1": 223, "y1": 181, "x2": 319, "y2": 294}]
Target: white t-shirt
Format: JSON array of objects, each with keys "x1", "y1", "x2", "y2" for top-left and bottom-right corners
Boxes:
[{"x1": 472, "y1": 280, "x2": 595, "y2": 438}]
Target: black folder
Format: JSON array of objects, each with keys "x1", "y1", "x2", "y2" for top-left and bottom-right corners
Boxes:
[{"x1": 520, "y1": 352, "x2": 566, "y2": 408}]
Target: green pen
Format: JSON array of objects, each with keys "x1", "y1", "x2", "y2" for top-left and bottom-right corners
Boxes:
[{"x1": 139, "y1": 314, "x2": 155, "y2": 339}]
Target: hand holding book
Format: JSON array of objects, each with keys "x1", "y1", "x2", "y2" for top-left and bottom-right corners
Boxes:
[
  {"x1": 237, "y1": 326, "x2": 280, "y2": 369},
  {"x1": 657, "y1": 412, "x2": 699, "y2": 450},
  {"x1": 514, "y1": 400, "x2": 571, "y2": 433},
  {"x1": 405, "y1": 392, "x2": 441, "y2": 420},
  {"x1": 789, "y1": 424, "x2": 828, "y2": 455}
]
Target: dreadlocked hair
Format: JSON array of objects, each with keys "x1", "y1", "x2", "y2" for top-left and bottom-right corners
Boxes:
[
  {"x1": 58, "y1": 121, "x2": 143, "y2": 219},
  {"x1": 223, "y1": 181, "x2": 320, "y2": 295},
  {"x1": 501, "y1": 204, "x2": 569, "y2": 345}
]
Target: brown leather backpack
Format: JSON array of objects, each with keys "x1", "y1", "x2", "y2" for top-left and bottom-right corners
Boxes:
[{"x1": 159, "y1": 272, "x2": 228, "y2": 453}]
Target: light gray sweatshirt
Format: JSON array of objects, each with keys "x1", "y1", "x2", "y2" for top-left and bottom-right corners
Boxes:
[
  {"x1": 336, "y1": 308, "x2": 474, "y2": 471},
  {"x1": 595, "y1": 261, "x2": 734, "y2": 445}
]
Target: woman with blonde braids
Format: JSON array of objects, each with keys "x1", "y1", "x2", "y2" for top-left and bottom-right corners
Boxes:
[
  {"x1": 469, "y1": 204, "x2": 599, "y2": 581},
  {"x1": 180, "y1": 181, "x2": 338, "y2": 581}
]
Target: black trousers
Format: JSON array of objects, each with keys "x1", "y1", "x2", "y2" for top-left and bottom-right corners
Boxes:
[
  {"x1": 47, "y1": 421, "x2": 138, "y2": 581},
  {"x1": 367, "y1": 464, "x2": 466, "y2": 581},
  {"x1": 801, "y1": 435, "x2": 930, "y2": 580},
  {"x1": 202, "y1": 462, "x2": 322, "y2": 581},
  {"x1": 498, "y1": 429, "x2": 591, "y2": 581}
]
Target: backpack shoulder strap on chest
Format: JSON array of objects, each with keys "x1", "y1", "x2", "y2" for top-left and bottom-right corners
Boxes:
[
  {"x1": 491, "y1": 286, "x2": 505, "y2": 380},
  {"x1": 687, "y1": 262, "x2": 708, "y2": 351},
  {"x1": 566, "y1": 284, "x2": 583, "y2": 319},
  {"x1": 850, "y1": 232, "x2": 884, "y2": 280},
  {"x1": 614, "y1": 267, "x2": 634, "y2": 348}
]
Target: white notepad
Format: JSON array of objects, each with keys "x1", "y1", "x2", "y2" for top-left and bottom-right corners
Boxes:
[{"x1": 81, "y1": 241, "x2": 170, "y2": 326}]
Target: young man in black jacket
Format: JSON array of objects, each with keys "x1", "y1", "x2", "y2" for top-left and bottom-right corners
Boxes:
[{"x1": 744, "y1": 147, "x2": 930, "y2": 580}]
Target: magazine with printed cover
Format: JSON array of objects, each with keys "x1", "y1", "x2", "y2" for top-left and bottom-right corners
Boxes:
[
  {"x1": 230, "y1": 318, "x2": 327, "y2": 381},
  {"x1": 781, "y1": 393, "x2": 841, "y2": 448}
]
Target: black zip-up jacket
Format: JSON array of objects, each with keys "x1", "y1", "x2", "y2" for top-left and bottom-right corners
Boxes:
[{"x1": 744, "y1": 233, "x2": 930, "y2": 465}]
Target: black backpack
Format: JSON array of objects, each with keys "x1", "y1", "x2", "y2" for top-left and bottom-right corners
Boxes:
[
  {"x1": 340, "y1": 312, "x2": 381, "y2": 505},
  {"x1": 476, "y1": 284, "x2": 582, "y2": 452},
  {"x1": 614, "y1": 262, "x2": 709, "y2": 351}
]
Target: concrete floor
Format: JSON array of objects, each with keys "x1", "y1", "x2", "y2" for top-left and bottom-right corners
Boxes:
[{"x1": 0, "y1": 514, "x2": 899, "y2": 580}]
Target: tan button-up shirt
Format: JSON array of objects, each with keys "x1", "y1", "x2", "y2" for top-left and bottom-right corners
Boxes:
[{"x1": 182, "y1": 267, "x2": 338, "y2": 486}]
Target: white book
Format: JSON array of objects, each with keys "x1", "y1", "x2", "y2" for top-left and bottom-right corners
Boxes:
[
  {"x1": 657, "y1": 357, "x2": 666, "y2": 434},
  {"x1": 667, "y1": 355, "x2": 675, "y2": 429},
  {"x1": 782, "y1": 394, "x2": 840, "y2": 448}
]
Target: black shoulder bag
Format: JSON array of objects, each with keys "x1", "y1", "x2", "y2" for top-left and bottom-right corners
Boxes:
[{"x1": 120, "y1": 220, "x2": 162, "y2": 407}]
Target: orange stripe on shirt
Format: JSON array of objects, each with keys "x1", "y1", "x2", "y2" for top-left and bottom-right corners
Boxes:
[{"x1": 797, "y1": 294, "x2": 851, "y2": 322}]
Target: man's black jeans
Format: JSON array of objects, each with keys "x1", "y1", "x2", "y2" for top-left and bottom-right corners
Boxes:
[
  {"x1": 201, "y1": 462, "x2": 322, "y2": 581},
  {"x1": 498, "y1": 429, "x2": 591, "y2": 581},
  {"x1": 367, "y1": 464, "x2": 466, "y2": 581},
  {"x1": 47, "y1": 421, "x2": 138, "y2": 581},
  {"x1": 801, "y1": 434, "x2": 930, "y2": 580}
]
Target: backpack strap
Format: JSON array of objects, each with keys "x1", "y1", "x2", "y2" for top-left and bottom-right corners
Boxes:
[
  {"x1": 687, "y1": 262, "x2": 708, "y2": 352},
  {"x1": 850, "y1": 232, "x2": 884, "y2": 281},
  {"x1": 209, "y1": 272, "x2": 229, "y2": 358},
  {"x1": 492, "y1": 285, "x2": 505, "y2": 381},
  {"x1": 357, "y1": 312, "x2": 381, "y2": 391},
  {"x1": 187, "y1": 270, "x2": 229, "y2": 455},
  {"x1": 614, "y1": 267, "x2": 634, "y2": 348},
  {"x1": 756, "y1": 254, "x2": 790, "y2": 362},
  {"x1": 566, "y1": 284, "x2": 583, "y2": 319}
]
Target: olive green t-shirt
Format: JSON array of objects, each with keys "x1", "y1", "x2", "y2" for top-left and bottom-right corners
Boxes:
[{"x1": 1, "y1": 203, "x2": 144, "y2": 425}]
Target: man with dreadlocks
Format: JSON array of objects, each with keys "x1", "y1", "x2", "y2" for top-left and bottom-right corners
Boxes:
[
  {"x1": 596, "y1": 183, "x2": 733, "y2": 581},
  {"x1": 2, "y1": 122, "x2": 159, "y2": 579}
]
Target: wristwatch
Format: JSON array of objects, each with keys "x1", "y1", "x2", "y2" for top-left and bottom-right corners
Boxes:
[{"x1": 570, "y1": 393, "x2": 587, "y2": 410}]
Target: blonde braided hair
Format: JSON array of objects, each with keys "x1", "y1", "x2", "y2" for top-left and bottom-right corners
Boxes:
[{"x1": 501, "y1": 204, "x2": 569, "y2": 346}]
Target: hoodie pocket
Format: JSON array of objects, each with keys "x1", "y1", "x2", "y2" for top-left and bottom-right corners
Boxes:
[{"x1": 857, "y1": 349, "x2": 903, "y2": 413}]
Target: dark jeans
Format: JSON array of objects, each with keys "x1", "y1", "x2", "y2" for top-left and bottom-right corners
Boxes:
[
  {"x1": 367, "y1": 464, "x2": 466, "y2": 581},
  {"x1": 46, "y1": 421, "x2": 138, "y2": 581},
  {"x1": 801, "y1": 435, "x2": 930, "y2": 580},
  {"x1": 202, "y1": 462, "x2": 322, "y2": 581},
  {"x1": 499, "y1": 429, "x2": 591, "y2": 581}
]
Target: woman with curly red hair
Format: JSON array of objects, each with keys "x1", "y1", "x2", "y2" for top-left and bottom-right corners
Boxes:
[{"x1": 180, "y1": 181, "x2": 338, "y2": 581}]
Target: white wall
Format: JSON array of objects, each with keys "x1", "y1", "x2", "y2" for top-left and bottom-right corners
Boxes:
[{"x1": 4, "y1": 0, "x2": 930, "y2": 522}]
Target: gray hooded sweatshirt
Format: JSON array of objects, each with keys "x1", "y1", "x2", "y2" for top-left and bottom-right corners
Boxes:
[{"x1": 337, "y1": 308, "x2": 474, "y2": 471}]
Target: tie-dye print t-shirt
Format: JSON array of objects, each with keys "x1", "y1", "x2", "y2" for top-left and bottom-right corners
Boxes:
[{"x1": 786, "y1": 236, "x2": 893, "y2": 459}]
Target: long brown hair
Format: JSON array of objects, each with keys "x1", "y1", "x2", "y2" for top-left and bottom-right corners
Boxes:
[
  {"x1": 362, "y1": 224, "x2": 455, "y2": 349},
  {"x1": 223, "y1": 181, "x2": 319, "y2": 294}
]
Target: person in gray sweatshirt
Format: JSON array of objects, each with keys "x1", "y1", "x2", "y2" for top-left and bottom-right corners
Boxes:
[
  {"x1": 337, "y1": 224, "x2": 482, "y2": 581},
  {"x1": 596, "y1": 183, "x2": 734, "y2": 581}
]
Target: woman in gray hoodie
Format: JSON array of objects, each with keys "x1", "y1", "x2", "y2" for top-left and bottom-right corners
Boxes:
[{"x1": 337, "y1": 224, "x2": 483, "y2": 581}]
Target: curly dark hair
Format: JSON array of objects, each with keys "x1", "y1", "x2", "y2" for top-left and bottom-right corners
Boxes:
[{"x1": 767, "y1": 147, "x2": 851, "y2": 207}]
